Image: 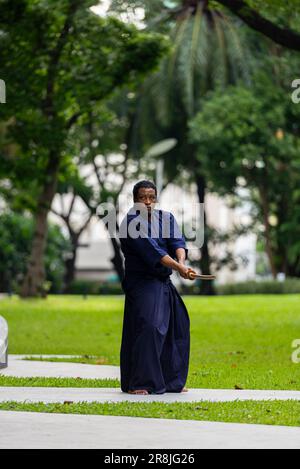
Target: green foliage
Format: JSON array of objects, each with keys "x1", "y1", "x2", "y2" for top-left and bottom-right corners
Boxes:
[
  {"x1": 0, "y1": 0, "x2": 170, "y2": 296},
  {"x1": 0, "y1": 212, "x2": 33, "y2": 291},
  {"x1": 45, "y1": 223, "x2": 72, "y2": 293},
  {"x1": 107, "y1": 1, "x2": 300, "y2": 281},
  {"x1": 67, "y1": 280, "x2": 123, "y2": 295},
  {"x1": 245, "y1": 0, "x2": 300, "y2": 27},
  {"x1": 189, "y1": 85, "x2": 300, "y2": 191},
  {"x1": 189, "y1": 77, "x2": 300, "y2": 275},
  {"x1": 109, "y1": 0, "x2": 300, "y2": 28},
  {"x1": 0, "y1": 0, "x2": 170, "y2": 201},
  {"x1": 113, "y1": 0, "x2": 252, "y2": 189},
  {"x1": 217, "y1": 279, "x2": 300, "y2": 295},
  {"x1": 0, "y1": 212, "x2": 71, "y2": 293}
]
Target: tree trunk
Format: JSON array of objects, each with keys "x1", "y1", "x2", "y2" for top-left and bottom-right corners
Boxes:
[
  {"x1": 276, "y1": 195, "x2": 289, "y2": 276},
  {"x1": 63, "y1": 233, "x2": 79, "y2": 293},
  {"x1": 20, "y1": 155, "x2": 60, "y2": 298},
  {"x1": 292, "y1": 256, "x2": 300, "y2": 277},
  {"x1": 258, "y1": 185, "x2": 278, "y2": 279},
  {"x1": 110, "y1": 237, "x2": 125, "y2": 282},
  {"x1": 0, "y1": 272, "x2": 8, "y2": 293},
  {"x1": 109, "y1": 219, "x2": 125, "y2": 282},
  {"x1": 195, "y1": 173, "x2": 216, "y2": 295},
  {"x1": 217, "y1": 0, "x2": 300, "y2": 52}
]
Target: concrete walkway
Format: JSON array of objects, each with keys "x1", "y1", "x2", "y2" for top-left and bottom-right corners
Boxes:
[
  {"x1": 1, "y1": 386, "x2": 300, "y2": 403},
  {"x1": 2, "y1": 355, "x2": 300, "y2": 403},
  {"x1": 1, "y1": 355, "x2": 120, "y2": 380},
  {"x1": 1, "y1": 355, "x2": 300, "y2": 449},
  {"x1": 0, "y1": 411, "x2": 299, "y2": 449}
]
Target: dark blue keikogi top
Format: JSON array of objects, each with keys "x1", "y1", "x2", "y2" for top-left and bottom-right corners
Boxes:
[{"x1": 119, "y1": 206, "x2": 188, "y2": 282}]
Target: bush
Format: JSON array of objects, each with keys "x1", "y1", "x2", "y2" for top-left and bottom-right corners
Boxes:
[
  {"x1": 68, "y1": 280, "x2": 123, "y2": 295},
  {"x1": 216, "y1": 278, "x2": 300, "y2": 295},
  {"x1": 66, "y1": 278, "x2": 300, "y2": 296},
  {"x1": 67, "y1": 280, "x2": 100, "y2": 295},
  {"x1": 98, "y1": 283, "x2": 123, "y2": 295},
  {"x1": 0, "y1": 212, "x2": 71, "y2": 294}
]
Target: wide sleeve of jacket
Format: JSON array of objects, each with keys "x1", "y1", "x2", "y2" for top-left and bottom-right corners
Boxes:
[
  {"x1": 166, "y1": 212, "x2": 188, "y2": 260},
  {"x1": 120, "y1": 214, "x2": 169, "y2": 270}
]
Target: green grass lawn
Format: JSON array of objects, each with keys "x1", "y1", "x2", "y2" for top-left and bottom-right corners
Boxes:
[
  {"x1": 0, "y1": 400, "x2": 299, "y2": 427},
  {"x1": 1, "y1": 294, "x2": 300, "y2": 390},
  {"x1": 0, "y1": 376, "x2": 119, "y2": 387}
]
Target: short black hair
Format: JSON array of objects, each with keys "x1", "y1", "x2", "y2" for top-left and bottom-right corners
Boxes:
[{"x1": 133, "y1": 180, "x2": 157, "y2": 201}]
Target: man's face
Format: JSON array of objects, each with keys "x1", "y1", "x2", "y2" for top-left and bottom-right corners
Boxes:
[{"x1": 135, "y1": 187, "x2": 157, "y2": 213}]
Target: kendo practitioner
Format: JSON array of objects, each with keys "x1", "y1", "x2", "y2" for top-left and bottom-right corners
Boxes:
[{"x1": 119, "y1": 180, "x2": 196, "y2": 395}]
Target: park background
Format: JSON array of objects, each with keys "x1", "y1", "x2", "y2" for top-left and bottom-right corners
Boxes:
[{"x1": 1, "y1": 0, "x2": 300, "y2": 429}]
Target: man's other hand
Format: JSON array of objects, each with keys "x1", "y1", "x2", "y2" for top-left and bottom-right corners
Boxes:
[{"x1": 178, "y1": 265, "x2": 197, "y2": 280}]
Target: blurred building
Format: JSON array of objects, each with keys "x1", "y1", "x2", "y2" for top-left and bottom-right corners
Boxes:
[{"x1": 75, "y1": 241, "x2": 116, "y2": 282}]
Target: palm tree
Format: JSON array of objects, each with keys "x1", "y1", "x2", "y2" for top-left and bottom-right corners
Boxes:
[{"x1": 110, "y1": 0, "x2": 250, "y2": 294}]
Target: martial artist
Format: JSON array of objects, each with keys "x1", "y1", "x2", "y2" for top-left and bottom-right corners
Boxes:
[{"x1": 119, "y1": 180, "x2": 196, "y2": 395}]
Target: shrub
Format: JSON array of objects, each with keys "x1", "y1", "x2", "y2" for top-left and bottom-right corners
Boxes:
[
  {"x1": 68, "y1": 280, "x2": 123, "y2": 295},
  {"x1": 0, "y1": 212, "x2": 71, "y2": 294},
  {"x1": 216, "y1": 278, "x2": 300, "y2": 295}
]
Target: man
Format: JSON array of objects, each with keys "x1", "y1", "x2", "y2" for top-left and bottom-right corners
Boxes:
[{"x1": 119, "y1": 180, "x2": 196, "y2": 395}]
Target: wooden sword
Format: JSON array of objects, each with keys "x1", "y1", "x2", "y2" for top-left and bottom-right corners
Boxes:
[{"x1": 187, "y1": 271, "x2": 216, "y2": 280}]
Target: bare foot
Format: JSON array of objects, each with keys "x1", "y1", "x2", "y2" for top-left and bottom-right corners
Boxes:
[
  {"x1": 181, "y1": 387, "x2": 189, "y2": 392},
  {"x1": 128, "y1": 389, "x2": 149, "y2": 395}
]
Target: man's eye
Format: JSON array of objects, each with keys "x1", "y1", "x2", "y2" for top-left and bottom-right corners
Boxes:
[{"x1": 139, "y1": 196, "x2": 156, "y2": 201}]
